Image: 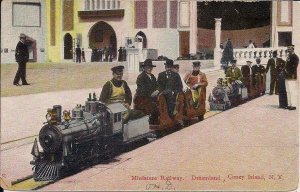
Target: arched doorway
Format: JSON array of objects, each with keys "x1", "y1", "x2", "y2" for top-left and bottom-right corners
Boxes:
[
  {"x1": 88, "y1": 21, "x2": 117, "y2": 60},
  {"x1": 23, "y1": 35, "x2": 37, "y2": 62},
  {"x1": 135, "y1": 31, "x2": 147, "y2": 48},
  {"x1": 64, "y1": 33, "x2": 73, "y2": 59}
]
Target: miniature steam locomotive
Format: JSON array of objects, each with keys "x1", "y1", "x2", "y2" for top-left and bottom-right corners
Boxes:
[{"x1": 31, "y1": 93, "x2": 150, "y2": 181}]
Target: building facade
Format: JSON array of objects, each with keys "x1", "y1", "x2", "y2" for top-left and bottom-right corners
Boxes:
[
  {"x1": 1, "y1": 0, "x2": 47, "y2": 63},
  {"x1": 1, "y1": 0, "x2": 299, "y2": 64}
]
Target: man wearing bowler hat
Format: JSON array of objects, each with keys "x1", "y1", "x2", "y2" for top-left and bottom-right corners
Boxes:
[
  {"x1": 183, "y1": 61, "x2": 208, "y2": 107},
  {"x1": 100, "y1": 65, "x2": 144, "y2": 123},
  {"x1": 13, "y1": 33, "x2": 30, "y2": 86},
  {"x1": 136, "y1": 59, "x2": 159, "y2": 98},
  {"x1": 157, "y1": 59, "x2": 183, "y2": 116},
  {"x1": 285, "y1": 44, "x2": 299, "y2": 110}
]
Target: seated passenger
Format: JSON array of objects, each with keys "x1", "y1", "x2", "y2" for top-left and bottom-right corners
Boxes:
[
  {"x1": 100, "y1": 65, "x2": 144, "y2": 123},
  {"x1": 226, "y1": 60, "x2": 242, "y2": 81},
  {"x1": 157, "y1": 59, "x2": 183, "y2": 116},
  {"x1": 183, "y1": 61, "x2": 208, "y2": 107},
  {"x1": 172, "y1": 63, "x2": 188, "y2": 89},
  {"x1": 136, "y1": 59, "x2": 159, "y2": 98}
]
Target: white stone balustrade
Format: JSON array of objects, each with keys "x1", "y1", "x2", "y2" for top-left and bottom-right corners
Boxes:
[
  {"x1": 84, "y1": 0, "x2": 121, "y2": 11},
  {"x1": 232, "y1": 47, "x2": 288, "y2": 64}
]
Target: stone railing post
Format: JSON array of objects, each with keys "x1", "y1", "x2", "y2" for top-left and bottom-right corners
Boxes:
[{"x1": 214, "y1": 18, "x2": 222, "y2": 68}]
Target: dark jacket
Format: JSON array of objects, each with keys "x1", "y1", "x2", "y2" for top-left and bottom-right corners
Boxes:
[
  {"x1": 157, "y1": 70, "x2": 183, "y2": 93},
  {"x1": 226, "y1": 66, "x2": 242, "y2": 81},
  {"x1": 76, "y1": 47, "x2": 81, "y2": 56},
  {"x1": 285, "y1": 53, "x2": 299, "y2": 80},
  {"x1": 266, "y1": 57, "x2": 285, "y2": 78},
  {"x1": 136, "y1": 71, "x2": 158, "y2": 97},
  {"x1": 15, "y1": 41, "x2": 29, "y2": 63},
  {"x1": 99, "y1": 79, "x2": 132, "y2": 105}
]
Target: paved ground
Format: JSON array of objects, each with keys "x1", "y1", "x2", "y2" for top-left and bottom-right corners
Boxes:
[{"x1": 40, "y1": 94, "x2": 298, "y2": 191}]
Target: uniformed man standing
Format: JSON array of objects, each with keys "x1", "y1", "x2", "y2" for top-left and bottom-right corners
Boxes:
[
  {"x1": 157, "y1": 59, "x2": 183, "y2": 116},
  {"x1": 13, "y1": 33, "x2": 30, "y2": 86},
  {"x1": 100, "y1": 65, "x2": 144, "y2": 122},
  {"x1": 183, "y1": 61, "x2": 208, "y2": 106},
  {"x1": 276, "y1": 59, "x2": 287, "y2": 108},
  {"x1": 285, "y1": 45, "x2": 299, "y2": 110}
]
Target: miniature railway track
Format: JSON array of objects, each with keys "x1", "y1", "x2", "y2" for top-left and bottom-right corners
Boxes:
[{"x1": 8, "y1": 176, "x2": 51, "y2": 190}]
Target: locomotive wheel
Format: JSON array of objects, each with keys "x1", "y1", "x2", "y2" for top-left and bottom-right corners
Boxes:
[{"x1": 198, "y1": 115, "x2": 204, "y2": 121}]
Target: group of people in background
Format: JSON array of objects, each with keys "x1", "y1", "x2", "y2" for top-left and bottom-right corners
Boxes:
[
  {"x1": 77, "y1": 46, "x2": 127, "y2": 63},
  {"x1": 91, "y1": 46, "x2": 114, "y2": 62},
  {"x1": 75, "y1": 45, "x2": 86, "y2": 63},
  {"x1": 224, "y1": 45, "x2": 298, "y2": 110}
]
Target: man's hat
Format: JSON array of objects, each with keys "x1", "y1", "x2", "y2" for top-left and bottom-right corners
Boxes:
[
  {"x1": 231, "y1": 59, "x2": 237, "y2": 64},
  {"x1": 19, "y1": 33, "x2": 26, "y2": 38},
  {"x1": 111, "y1": 65, "x2": 124, "y2": 73},
  {"x1": 273, "y1": 50, "x2": 278, "y2": 55},
  {"x1": 164, "y1": 59, "x2": 174, "y2": 67},
  {"x1": 287, "y1": 44, "x2": 295, "y2": 49},
  {"x1": 246, "y1": 60, "x2": 252, "y2": 63},
  {"x1": 142, "y1": 59, "x2": 156, "y2": 67},
  {"x1": 192, "y1": 61, "x2": 201, "y2": 67}
]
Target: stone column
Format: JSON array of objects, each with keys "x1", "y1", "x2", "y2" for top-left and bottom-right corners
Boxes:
[
  {"x1": 148, "y1": 0, "x2": 153, "y2": 29},
  {"x1": 189, "y1": 0, "x2": 197, "y2": 55},
  {"x1": 214, "y1": 18, "x2": 222, "y2": 67}
]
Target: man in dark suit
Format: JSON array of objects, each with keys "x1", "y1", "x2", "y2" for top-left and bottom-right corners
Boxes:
[
  {"x1": 136, "y1": 59, "x2": 158, "y2": 97},
  {"x1": 266, "y1": 51, "x2": 285, "y2": 95},
  {"x1": 157, "y1": 59, "x2": 183, "y2": 116},
  {"x1": 285, "y1": 45, "x2": 299, "y2": 110},
  {"x1": 75, "y1": 44, "x2": 81, "y2": 63},
  {"x1": 13, "y1": 33, "x2": 30, "y2": 86}
]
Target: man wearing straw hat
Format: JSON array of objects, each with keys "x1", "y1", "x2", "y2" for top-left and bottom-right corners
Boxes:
[{"x1": 13, "y1": 33, "x2": 30, "y2": 86}]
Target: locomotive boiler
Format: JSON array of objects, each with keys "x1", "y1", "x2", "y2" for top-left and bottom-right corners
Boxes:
[{"x1": 31, "y1": 93, "x2": 150, "y2": 181}]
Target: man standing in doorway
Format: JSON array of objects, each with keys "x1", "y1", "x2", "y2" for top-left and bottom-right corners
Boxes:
[
  {"x1": 13, "y1": 33, "x2": 30, "y2": 86},
  {"x1": 285, "y1": 45, "x2": 299, "y2": 110}
]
